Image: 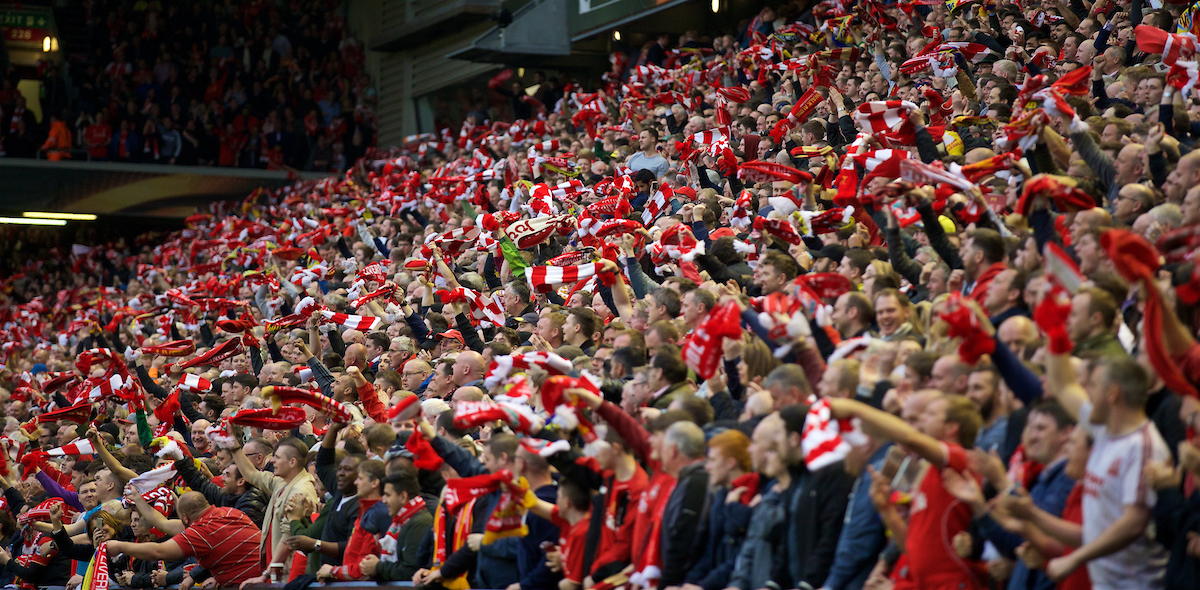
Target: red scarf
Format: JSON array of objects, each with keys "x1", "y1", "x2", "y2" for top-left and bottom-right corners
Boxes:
[
  {"x1": 434, "y1": 471, "x2": 510, "y2": 566},
  {"x1": 391, "y1": 496, "x2": 427, "y2": 532},
  {"x1": 433, "y1": 497, "x2": 477, "y2": 568},
  {"x1": 484, "y1": 477, "x2": 533, "y2": 543},
  {"x1": 1102, "y1": 229, "x2": 1198, "y2": 398},
  {"x1": 381, "y1": 495, "x2": 427, "y2": 562}
]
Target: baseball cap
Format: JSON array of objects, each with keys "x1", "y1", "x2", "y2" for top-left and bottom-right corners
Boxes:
[
  {"x1": 812, "y1": 244, "x2": 847, "y2": 262},
  {"x1": 709, "y1": 227, "x2": 736, "y2": 240},
  {"x1": 515, "y1": 313, "x2": 539, "y2": 326},
  {"x1": 436, "y1": 329, "x2": 465, "y2": 344}
]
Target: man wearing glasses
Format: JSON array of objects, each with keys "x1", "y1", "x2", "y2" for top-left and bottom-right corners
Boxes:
[
  {"x1": 243, "y1": 438, "x2": 273, "y2": 472},
  {"x1": 401, "y1": 360, "x2": 433, "y2": 396}
]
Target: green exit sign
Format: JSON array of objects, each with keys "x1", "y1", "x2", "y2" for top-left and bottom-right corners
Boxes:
[{"x1": 0, "y1": 8, "x2": 51, "y2": 29}]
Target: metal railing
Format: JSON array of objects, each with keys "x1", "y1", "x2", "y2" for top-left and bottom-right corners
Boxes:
[{"x1": 35, "y1": 147, "x2": 93, "y2": 160}]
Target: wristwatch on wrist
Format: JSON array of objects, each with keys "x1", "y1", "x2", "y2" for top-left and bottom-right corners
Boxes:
[{"x1": 314, "y1": 540, "x2": 323, "y2": 553}]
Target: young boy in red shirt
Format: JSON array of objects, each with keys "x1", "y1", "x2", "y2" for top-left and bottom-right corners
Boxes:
[{"x1": 527, "y1": 478, "x2": 594, "y2": 590}]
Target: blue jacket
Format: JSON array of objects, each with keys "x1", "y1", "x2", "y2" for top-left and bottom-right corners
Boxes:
[
  {"x1": 685, "y1": 487, "x2": 753, "y2": 590},
  {"x1": 824, "y1": 444, "x2": 892, "y2": 590},
  {"x1": 518, "y1": 484, "x2": 563, "y2": 590},
  {"x1": 977, "y1": 458, "x2": 1075, "y2": 590},
  {"x1": 431, "y1": 435, "x2": 522, "y2": 588}
]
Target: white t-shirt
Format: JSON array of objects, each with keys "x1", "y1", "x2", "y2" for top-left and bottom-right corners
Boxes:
[{"x1": 1079, "y1": 402, "x2": 1170, "y2": 590}]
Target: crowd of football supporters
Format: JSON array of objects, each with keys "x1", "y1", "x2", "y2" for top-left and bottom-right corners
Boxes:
[{"x1": 2, "y1": 1, "x2": 1200, "y2": 590}]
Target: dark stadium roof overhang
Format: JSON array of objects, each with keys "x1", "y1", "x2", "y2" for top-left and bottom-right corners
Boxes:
[
  {"x1": 370, "y1": 0, "x2": 505, "y2": 52},
  {"x1": 448, "y1": 0, "x2": 694, "y2": 65}
]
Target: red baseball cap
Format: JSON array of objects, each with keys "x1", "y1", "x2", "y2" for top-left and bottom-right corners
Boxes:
[{"x1": 436, "y1": 329, "x2": 465, "y2": 344}]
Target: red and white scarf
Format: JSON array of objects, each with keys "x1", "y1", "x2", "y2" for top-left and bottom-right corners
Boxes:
[
  {"x1": 320, "y1": 310, "x2": 382, "y2": 331},
  {"x1": 380, "y1": 496, "x2": 428, "y2": 563},
  {"x1": 483, "y1": 351, "x2": 574, "y2": 389},
  {"x1": 525, "y1": 262, "x2": 614, "y2": 293},
  {"x1": 852, "y1": 100, "x2": 919, "y2": 145},
  {"x1": 437, "y1": 287, "x2": 506, "y2": 326},
  {"x1": 801, "y1": 398, "x2": 866, "y2": 470},
  {"x1": 642, "y1": 184, "x2": 675, "y2": 225}
]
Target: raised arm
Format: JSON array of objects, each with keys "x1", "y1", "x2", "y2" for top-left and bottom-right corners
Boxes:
[
  {"x1": 606, "y1": 258, "x2": 636, "y2": 323},
  {"x1": 348, "y1": 366, "x2": 388, "y2": 422},
  {"x1": 1044, "y1": 349, "x2": 1088, "y2": 420},
  {"x1": 123, "y1": 483, "x2": 185, "y2": 536},
  {"x1": 307, "y1": 314, "x2": 323, "y2": 362},
  {"x1": 296, "y1": 335, "x2": 337, "y2": 399},
  {"x1": 231, "y1": 438, "x2": 274, "y2": 494},
  {"x1": 827, "y1": 398, "x2": 950, "y2": 468},
  {"x1": 418, "y1": 418, "x2": 488, "y2": 478},
  {"x1": 86, "y1": 426, "x2": 138, "y2": 484}
]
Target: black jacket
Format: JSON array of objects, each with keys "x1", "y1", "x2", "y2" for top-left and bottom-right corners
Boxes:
[
  {"x1": 659, "y1": 462, "x2": 709, "y2": 589},
  {"x1": 786, "y1": 461, "x2": 855, "y2": 589},
  {"x1": 0, "y1": 488, "x2": 72, "y2": 588},
  {"x1": 174, "y1": 458, "x2": 268, "y2": 528}
]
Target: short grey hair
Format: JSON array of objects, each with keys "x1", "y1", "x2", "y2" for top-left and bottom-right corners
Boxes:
[
  {"x1": 664, "y1": 421, "x2": 706, "y2": 459},
  {"x1": 393, "y1": 336, "x2": 416, "y2": 353},
  {"x1": 1148, "y1": 203, "x2": 1182, "y2": 228},
  {"x1": 993, "y1": 59, "x2": 1020, "y2": 79}
]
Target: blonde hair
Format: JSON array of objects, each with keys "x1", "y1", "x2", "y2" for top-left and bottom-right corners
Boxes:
[{"x1": 743, "y1": 335, "x2": 780, "y2": 382}]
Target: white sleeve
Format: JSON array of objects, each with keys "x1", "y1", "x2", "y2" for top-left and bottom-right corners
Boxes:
[{"x1": 1119, "y1": 430, "x2": 1160, "y2": 509}]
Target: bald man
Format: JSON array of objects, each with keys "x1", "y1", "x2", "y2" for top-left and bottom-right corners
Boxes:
[
  {"x1": 452, "y1": 351, "x2": 486, "y2": 388},
  {"x1": 344, "y1": 344, "x2": 369, "y2": 373},
  {"x1": 1075, "y1": 39, "x2": 1096, "y2": 65},
  {"x1": 1066, "y1": 103, "x2": 1142, "y2": 206},
  {"x1": 1113, "y1": 183, "x2": 1154, "y2": 225},
  {"x1": 402, "y1": 359, "x2": 433, "y2": 395},
  {"x1": 1164, "y1": 151, "x2": 1200, "y2": 204},
  {"x1": 258, "y1": 362, "x2": 289, "y2": 385},
  {"x1": 342, "y1": 329, "x2": 366, "y2": 346},
  {"x1": 997, "y1": 316, "x2": 1039, "y2": 357},
  {"x1": 964, "y1": 147, "x2": 996, "y2": 166},
  {"x1": 190, "y1": 419, "x2": 213, "y2": 456},
  {"x1": 1183, "y1": 185, "x2": 1200, "y2": 226},
  {"x1": 928, "y1": 355, "x2": 970, "y2": 395},
  {"x1": 451, "y1": 386, "x2": 485, "y2": 407},
  {"x1": 1069, "y1": 207, "x2": 1112, "y2": 244}
]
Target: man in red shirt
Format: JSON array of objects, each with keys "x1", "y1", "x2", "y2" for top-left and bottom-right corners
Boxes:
[
  {"x1": 105, "y1": 491, "x2": 261, "y2": 588},
  {"x1": 84, "y1": 112, "x2": 112, "y2": 160},
  {"x1": 547, "y1": 424, "x2": 649, "y2": 583},
  {"x1": 828, "y1": 395, "x2": 986, "y2": 590}
]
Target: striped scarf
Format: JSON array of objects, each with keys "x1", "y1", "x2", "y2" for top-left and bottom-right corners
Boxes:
[
  {"x1": 82, "y1": 541, "x2": 109, "y2": 590},
  {"x1": 381, "y1": 496, "x2": 428, "y2": 563}
]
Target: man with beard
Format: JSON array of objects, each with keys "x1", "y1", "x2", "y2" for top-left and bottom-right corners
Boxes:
[{"x1": 966, "y1": 364, "x2": 1009, "y2": 453}]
